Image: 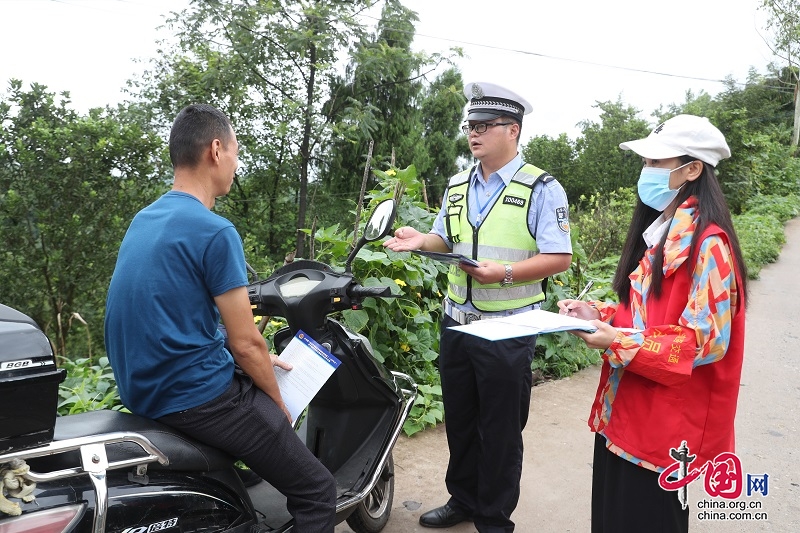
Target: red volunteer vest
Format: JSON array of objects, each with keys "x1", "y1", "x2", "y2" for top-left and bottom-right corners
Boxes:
[{"x1": 590, "y1": 225, "x2": 746, "y2": 469}]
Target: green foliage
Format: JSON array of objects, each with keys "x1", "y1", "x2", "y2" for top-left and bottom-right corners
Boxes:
[
  {"x1": 320, "y1": 4, "x2": 464, "y2": 225},
  {"x1": 534, "y1": 230, "x2": 607, "y2": 377},
  {"x1": 6, "y1": 14, "x2": 800, "y2": 440},
  {"x1": 727, "y1": 127, "x2": 800, "y2": 212},
  {"x1": 57, "y1": 356, "x2": 125, "y2": 415},
  {"x1": 135, "y1": 0, "x2": 464, "y2": 260},
  {"x1": 744, "y1": 193, "x2": 800, "y2": 222},
  {"x1": 570, "y1": 99, "x2": 651, "y2": 205},
  {"x1": 584, "y1": 255, "x2": 623, "y2": 296},
  {"x1": 574, "y1": 187, "x2": 637, "y2": 262},
  {"x1": 323, "y1": 1, "x2": 428, "y2": 196},
  {"x1": 759, "y1": 0, "x2": 800, "y2": 85},
  {"x1": 134, "y1": 0, "x2": 379, "y2": 259},
  {"x1": 521, "y1": 133, "x2": 576, "y2": 188},
  {"x1": 0, "y1": 81, "x2": 167, "y2": 356},
  {"x1": 733, "y1": 211, "x2": 788, "y2": 279},
  {"x1": 418, "y1": 69, "x2": 471, "y2": 204},
  {"x1": 665, "y1": 77, "x2": 799, "y2": 213},
  {"x1": 333, "y1": 165, "x2": 447, "y2": 436},
  {"x1": 404, "y1": 384, "x2": 444, "y2": 437},
  {"x1": 536, "y1": 278, "x2": 601, "y2": 378}
]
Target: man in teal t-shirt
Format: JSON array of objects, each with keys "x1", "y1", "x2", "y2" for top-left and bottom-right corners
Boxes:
[
  {"x1": 105, "y1": 189, "x2": 245, "y2": 418},
  {"x1": 105, "y1": 104, "x2": 336, "y2": 531}
]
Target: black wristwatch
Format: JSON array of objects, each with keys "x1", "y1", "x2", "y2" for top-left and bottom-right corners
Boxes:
[{"x1": 500, "y1": 264, "x2": 513, "y2": 287}]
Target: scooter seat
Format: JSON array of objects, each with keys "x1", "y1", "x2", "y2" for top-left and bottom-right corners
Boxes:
[{"x1": 39, "y1": 409, "x2": 235, "y2": 473}]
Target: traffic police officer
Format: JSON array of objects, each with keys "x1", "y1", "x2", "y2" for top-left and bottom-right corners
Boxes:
[{"x1": 384, "y1": 81, "x2": 573, "y2": 531}]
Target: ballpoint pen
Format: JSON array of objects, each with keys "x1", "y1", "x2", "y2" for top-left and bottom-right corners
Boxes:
[{"x1": 575, "y1": 280, "x2": 594, "y2": 301}]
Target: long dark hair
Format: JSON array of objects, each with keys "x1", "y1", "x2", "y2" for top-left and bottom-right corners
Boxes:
[{"x1": 612, "y1": 156, "x2": 748, "y2": 307}]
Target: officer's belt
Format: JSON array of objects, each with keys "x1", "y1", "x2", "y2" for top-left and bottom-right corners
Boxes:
[
  {"x1": 442, "y1": 298, "x2": 528, "y2": 325},
  {"x1": 443, "y1": 298, "x2": 486, "y2": 324},
  {"x1": 443, "y1": 298, "x2": 540, "y2": 325}
]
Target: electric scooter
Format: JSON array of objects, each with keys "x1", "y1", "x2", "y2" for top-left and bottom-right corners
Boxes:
[{"x1": 0, "y1": 198, "x2": 416, "y2": 533}]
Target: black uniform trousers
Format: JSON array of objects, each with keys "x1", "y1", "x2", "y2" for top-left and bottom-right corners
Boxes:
[
  {"x1": 159, "y1": 371, "x2": 337, "y2": 532},
  {"x1": 592, "y1": 433, "x2": 689, "y2": 533},
  {"x1": 439, "y1": 314, "x2": 536, "y2": 533}
]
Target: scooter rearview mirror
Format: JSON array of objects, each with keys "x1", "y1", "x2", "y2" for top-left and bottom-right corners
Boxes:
[
  {"x1": 344, "y1": 199, "x2": 397, "y2": 273},
  {"x1": 363, "y1": 199, "x2": 397, "y2": 242}
]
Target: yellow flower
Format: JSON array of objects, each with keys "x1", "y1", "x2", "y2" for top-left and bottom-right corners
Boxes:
[
  {"x1": 270, "y1": 320, "x2": 282, "y2": 327},
  {"x1": 400, "y1": 343, "x2": 410, "y2": 352},
  {"x1": 386, "y1": 169, "x2": 397, "y2": 176},
  {"x1": 394, "y1": 278, "x2": 407, "y2": 287},
  {"x1": 554, "y1": 280, "x2": 564, "y2": 286},
  {"x1": 254, "y1": 316, "x2": 262, "y2": 323}
]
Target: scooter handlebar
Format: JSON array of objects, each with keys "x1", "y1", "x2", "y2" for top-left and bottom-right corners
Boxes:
[{"x1": 348, "y1": 285, "x2": 396, "y2": 299}]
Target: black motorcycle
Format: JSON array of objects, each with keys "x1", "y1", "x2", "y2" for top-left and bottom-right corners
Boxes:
[{"x1": 0, "y1": 198, "x2": 416, "y2": 532}]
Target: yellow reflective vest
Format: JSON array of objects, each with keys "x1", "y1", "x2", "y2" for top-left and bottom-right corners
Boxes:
[{"x1": 444, "y1": 163, "x2": 551, "y2": 312}]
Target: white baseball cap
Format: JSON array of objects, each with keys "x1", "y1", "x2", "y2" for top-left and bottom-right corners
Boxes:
[
  {"x1": 463, "y1": 81, "x2": 533, "y2": 122},
  {"x1": 619, "y1": 114, "x2": 731, "y2": 167}
]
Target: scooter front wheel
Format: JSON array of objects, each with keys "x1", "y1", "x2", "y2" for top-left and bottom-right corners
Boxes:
[{"x1": 346, "y1": 454, "x2": 394, "y2": 532}]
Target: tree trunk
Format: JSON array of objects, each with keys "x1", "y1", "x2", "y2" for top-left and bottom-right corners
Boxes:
[
  {"x1": 793, "y1": 80, "x2": 800, "y2": 148},
  {"x1": 296, "y1": 39, "x2": 317, "y2": 259}
]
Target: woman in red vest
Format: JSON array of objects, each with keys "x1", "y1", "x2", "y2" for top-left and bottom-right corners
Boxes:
[{"x1": 558, "y1": 114, "x2": 748, "y2": 533}]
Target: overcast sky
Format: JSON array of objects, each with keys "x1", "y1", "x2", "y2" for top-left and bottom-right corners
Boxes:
[{"x1": 1, "y1": 0, "x2": 776, "y2": 142}]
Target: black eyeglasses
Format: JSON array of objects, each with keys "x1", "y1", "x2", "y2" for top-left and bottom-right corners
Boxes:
[{"x1": 461, "y1": 122, "x2": 513, "y2": 135}]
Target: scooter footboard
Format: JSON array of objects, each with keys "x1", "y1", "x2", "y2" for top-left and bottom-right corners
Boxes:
[{"x1": 268, "y1": 323, "x2": 417, "y2": 516}]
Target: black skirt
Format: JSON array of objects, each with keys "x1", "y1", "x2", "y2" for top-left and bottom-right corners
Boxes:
[{"x1": 591, "y1": 433, "x2": 689, "y2": 533}]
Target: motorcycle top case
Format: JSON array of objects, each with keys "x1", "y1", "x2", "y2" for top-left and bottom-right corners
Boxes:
[{"x1": 0, "y1": 303, "x2": 66, "y2": 454}]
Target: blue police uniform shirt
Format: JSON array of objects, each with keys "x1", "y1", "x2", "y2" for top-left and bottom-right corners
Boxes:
[
  {"x1": 105, "y1": 191, "x2": 248, "y2": 419},
  {"x1": 430, "y1": 153, "x2": 572, "y2": 315}
]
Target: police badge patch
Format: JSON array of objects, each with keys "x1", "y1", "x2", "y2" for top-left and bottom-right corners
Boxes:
[
  {"x1": 556, "y1": 207, "x2": 570, "y2": 233},
  {"x1": 448, "y1": 193, "x2": 465, "y2": 204}
]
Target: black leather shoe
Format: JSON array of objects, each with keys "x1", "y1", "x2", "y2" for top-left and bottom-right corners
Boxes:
[{"x1": 419, "y1": 503, "x2": 470, "y2": 528}]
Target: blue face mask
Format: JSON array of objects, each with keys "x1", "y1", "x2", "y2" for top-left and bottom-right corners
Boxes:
[{"x1": 637, "y1": 161, "x2": 694, "y2": 211}]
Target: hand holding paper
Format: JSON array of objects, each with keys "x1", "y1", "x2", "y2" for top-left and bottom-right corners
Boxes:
[
  {"x1": 273, "y1": 331, "x2": 341, "y2": 422},
  {"x1": 568, "y1": 319, "x2": 621, "y2": 351}
]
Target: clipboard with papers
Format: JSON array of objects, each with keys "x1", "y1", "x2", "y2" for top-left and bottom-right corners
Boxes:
[
  {"x1": 448, "y1": 309, "x2": 599, "y2": 341},
  {"x1": 411, "y1": 249, "x2": 480, "y2": 267}
]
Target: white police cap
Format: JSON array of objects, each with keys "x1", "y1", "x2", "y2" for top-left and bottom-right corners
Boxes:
[{"x1": 464, "y1": 81, "x2": 533, "y2": 122}]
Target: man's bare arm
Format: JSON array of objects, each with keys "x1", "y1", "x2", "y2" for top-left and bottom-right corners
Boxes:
[{"x1": 215, "y1": 286, "x2": 291, "y2": 421}]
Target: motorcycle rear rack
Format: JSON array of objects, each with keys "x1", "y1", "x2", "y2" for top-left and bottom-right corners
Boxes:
[{"x1": 0, "y1": 431, "x2": 168, "y2": 533}]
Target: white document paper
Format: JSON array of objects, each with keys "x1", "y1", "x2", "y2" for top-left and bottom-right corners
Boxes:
[
  {"x1": 449, "y1": 309, "x2": 599, "y2": 341},
  {"x1": 273, "y1": 330, "x2": 341, "y2": 422}
]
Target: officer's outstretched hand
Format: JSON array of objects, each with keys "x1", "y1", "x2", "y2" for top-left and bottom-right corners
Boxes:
[{"x1": 384, "y1": 226, "x2": 426, "y2": 252}]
